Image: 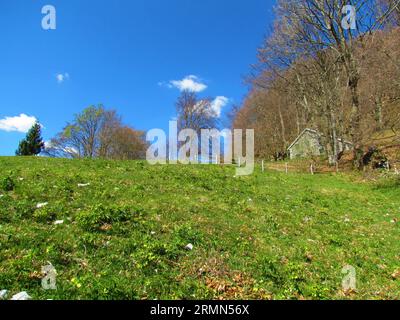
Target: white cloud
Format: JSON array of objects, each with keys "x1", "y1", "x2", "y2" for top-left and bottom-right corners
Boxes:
[
  {"x1": 169, "y1": 75, "x2": 207, "y2": 92},
  {"x1": 63, "y1": 146, "x2": 78, "y2": 155},
  {"x1": 44, "y1": 141, "x2": 53, "y2": 149},
  {"x1": 193, "y1": 96, "x2": 229, "y2": 118},
  {"x1": 0, "y1": 114, "x2": 38, "y2": 133},
  {"x1": 158, "y1": 81, "x2": 173, "y2": 89},
  {"x1": 56, "y1": 72, "x2": 70, "y2": 83},
  {"x1": 210, "y1": 96, "x2": 229, "y2": 118},
  {"x1": 44, "y1": 140, "x2": 78, "y2": 157}
]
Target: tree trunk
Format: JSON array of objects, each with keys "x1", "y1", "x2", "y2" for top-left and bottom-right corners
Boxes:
[
  {"x1": 278, "y1": 104, "x2": 288, "y2": 149},
  {"x1": 375, "y1": 96, "x2": 383, "y2": 131}
]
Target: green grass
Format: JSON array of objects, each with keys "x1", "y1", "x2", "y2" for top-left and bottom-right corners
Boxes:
[{"x1": 0, "y1": 157, "x2": 399, "y2": 300}]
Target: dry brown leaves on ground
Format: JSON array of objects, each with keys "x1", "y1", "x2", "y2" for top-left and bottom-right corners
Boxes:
[{"x1": 178, "y1": 253, "x2": 272, "y2": 300}]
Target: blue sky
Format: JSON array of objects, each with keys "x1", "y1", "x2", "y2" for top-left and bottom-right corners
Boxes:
[{"x1": 0, "y1": 0, "x2": 275, "y2": 156}]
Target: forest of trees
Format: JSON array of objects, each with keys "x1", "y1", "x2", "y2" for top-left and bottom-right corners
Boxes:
[
  {"x1": 15, "y1": 1, "x2": 399, "y2": 167},
  {"x1": 232, "y1": 0, "x2": 400, "y2": 167}
]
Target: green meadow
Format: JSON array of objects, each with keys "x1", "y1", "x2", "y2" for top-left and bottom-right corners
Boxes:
[{"x1": 0, "y1": 157, "x2": 399, "y2": 300}]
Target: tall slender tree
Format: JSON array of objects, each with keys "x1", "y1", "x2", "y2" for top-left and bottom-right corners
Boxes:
[{"x1": 16, "y1": 122, "x2": 45, "y2": 156}]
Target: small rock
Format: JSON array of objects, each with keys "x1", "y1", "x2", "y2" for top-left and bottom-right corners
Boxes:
[
  {"x1": 344, "y1": 218, "x2": 351, "y2": 223},
  {"x1": 54, "y1": 220, "x2": 64, "y2": 225},
  {"x1": 392, "y1": 270, "x2": 400, "y2": 280},
  {"x1": 150, "y1": 231, "x2": 156, "y2": 235},
  {"x1": 0, "y1": 290, "x2": 8, "y2": 300},
  {"x1": 280, "y1": 256, "x2": 289, "y2": 264},
  {"x1": 36, "y1": 202, "x2": 48, "y2": 209},
  {"x1": 305, "y1": 253, "x2": 313, "y2": 262},
  {"x1": 11, "y1": 291, "x2": 31, "y2": 300},
  {"x1": 185, "y1": 243, "x2": 194, "y2": 251},
  {"x1": 100, "y1": 223, "x2": 112, "y2": 231},
  {"x1": 78, "y1": 183, "x2": 90, "y2": 187}
]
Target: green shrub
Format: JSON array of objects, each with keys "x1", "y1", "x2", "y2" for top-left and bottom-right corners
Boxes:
[
  {"x1": 258, "y1": 257, "x2": 285, "y2": 285},
  {"x1": 130, "y1": 239, "x2": 180, "y2": 271},
  {"x1": 33, "y1": 207, "x2": 57, "y2": 223},
  {"x1": 13, "y1": 200, "x2": 36, "y2": 220},
  {"x1": 173, "y1": 223, "x2": 203, "y2": 245},
  {"x1": 76, "y1": 204, "x2": 140, "y2": 231},
  {"x1": 303, "y1": 283, "x2": 331, "y2": 300},
  {"x1": 1, "y1": 176, "x2": 15, "y2": 191},
  {"x1": 374, "y1": 176, "x2": 400, "y2": 189}
]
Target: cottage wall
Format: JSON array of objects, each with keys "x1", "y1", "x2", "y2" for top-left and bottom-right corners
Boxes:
[
  {"x1": 289, "y1": 131, "x2": 324, "y2": 159},
  {"x1": 338, "y1": 140, "x2": 353, "y2": 152}
]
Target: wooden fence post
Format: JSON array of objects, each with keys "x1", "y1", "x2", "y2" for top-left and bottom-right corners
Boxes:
[
  {"x1": 285, "y1": 163, "x2": 288, "y2": 174},
  {"x1": 262, "y1": 160, "x2": 265, "y2": 173}
]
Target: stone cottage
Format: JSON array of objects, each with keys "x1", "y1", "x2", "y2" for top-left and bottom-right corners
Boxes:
[{"x1": 287, "y1": 128, "x2": 353, "y2": 160}]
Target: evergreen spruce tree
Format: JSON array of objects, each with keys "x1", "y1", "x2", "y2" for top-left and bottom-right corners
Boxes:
[{"x1": 15, "y1": 122, "x2": 45, "y2": 156}]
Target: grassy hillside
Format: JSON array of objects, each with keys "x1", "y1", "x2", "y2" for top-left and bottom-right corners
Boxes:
[{"x1": 0, "y1": 157, "x2": 399, "y2": 300}]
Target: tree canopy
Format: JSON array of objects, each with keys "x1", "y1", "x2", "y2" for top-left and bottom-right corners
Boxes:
[{"x1": 15, "y1": 122, "x2": 45, "y2": 156}]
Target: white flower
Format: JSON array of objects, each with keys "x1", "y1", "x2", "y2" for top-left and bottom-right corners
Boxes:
[
  {"x1": 0, "y1": 290, "x2": 8, "y2": 300},
  {"x1": 36, "y1": 202, "x2": 48, "y2": 209},
  {"x1": 54, "y1": 220, "x2": 64, "y2": 225},
  {"x1": 185, "y1": 243, "x2": 194, "y2": 251},
  {"x1": 11, "y1": 292, "x2": 31, "y2": 300},
  {"x1": 78, "y1": 183, "x2": 90, "y2": 188}
]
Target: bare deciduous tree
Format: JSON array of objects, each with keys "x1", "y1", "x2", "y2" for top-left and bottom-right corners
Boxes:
[
  {"x1": 45, "y1": 105, "x2": 147, "y2": 160},
  {"x1": 176, "y1": 90, "x2": 217, "y2": 133},
  {"x1": 239, "y1": 0, "x2": 400, "y2": 167}
]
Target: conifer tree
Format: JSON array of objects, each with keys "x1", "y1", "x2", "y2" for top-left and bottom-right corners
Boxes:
[{"x1": 16, "y1": 122, "x2": 45, "y2": 156}]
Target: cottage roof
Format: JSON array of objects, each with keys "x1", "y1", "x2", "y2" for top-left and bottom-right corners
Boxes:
[
  {"x1": 287, "y1": 128, "x2": 353, "y2": 151},
  {"x1": 287, "y1": 128, "x2": 320, "y2": 151}
]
